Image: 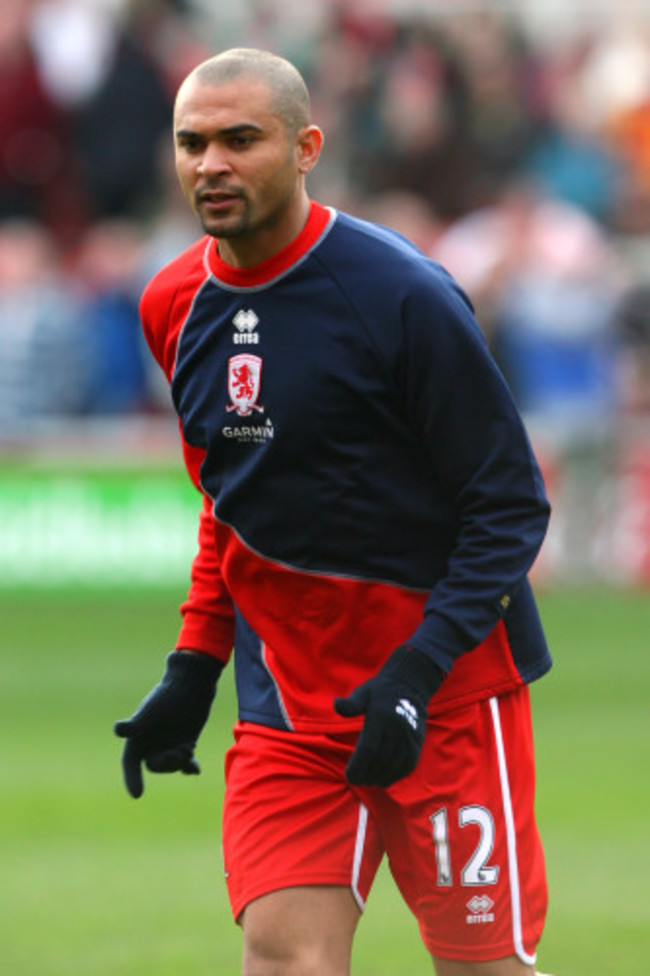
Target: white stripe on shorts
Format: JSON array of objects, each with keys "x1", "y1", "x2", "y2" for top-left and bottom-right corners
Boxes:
[
  {"x1": 489, "y1": 696, "x2": 537, "y2": 967},
  {"x1": 351, "y1": 803, "x2": 369, "y2": 912}
]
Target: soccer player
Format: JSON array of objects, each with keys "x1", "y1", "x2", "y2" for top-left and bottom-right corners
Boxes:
[{"x1": 115, "y1": 48, "x2": 556, "y2": 976}]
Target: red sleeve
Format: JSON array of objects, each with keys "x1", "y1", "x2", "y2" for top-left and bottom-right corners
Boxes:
[
  {"x1": 176, "y1": 492, "x2": 236, "y2": 663},
  {"x1": 139, "y1": 240, "x2": 235, "y2": 664},
  {"x1": 139, "y1": 236, "x2": 209, "y2": 382}
]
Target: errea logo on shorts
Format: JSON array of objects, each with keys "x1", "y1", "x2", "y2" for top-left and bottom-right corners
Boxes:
[{"x1": 466, "y1": 894, "x2": 495, "y2": 925}]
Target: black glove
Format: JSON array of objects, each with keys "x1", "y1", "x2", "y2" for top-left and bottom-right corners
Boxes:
[
  {"x1": 114, "y1": 650, "x2": 223, "y2": 799},
  {"x1": 334, "y1": 644, "x2": 443, "y2": 787}
]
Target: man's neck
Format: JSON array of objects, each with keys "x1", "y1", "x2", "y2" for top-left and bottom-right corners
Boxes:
[{"x1": 216, "y1": 194, "x2": 312, "y2": 269}]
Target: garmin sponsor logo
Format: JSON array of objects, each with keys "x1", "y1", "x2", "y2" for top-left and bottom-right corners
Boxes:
[{"x1": 222, "y1": 418, "x2": 275, "y2": 444}]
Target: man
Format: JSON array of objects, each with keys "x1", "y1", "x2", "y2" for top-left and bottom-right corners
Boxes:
[{"x1": 115, "y1": 48, "x2": 554, "y2": 976}]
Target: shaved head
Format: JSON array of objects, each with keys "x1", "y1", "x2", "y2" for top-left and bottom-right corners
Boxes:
[{"x1": 178, "y1": 48, "x2": 311, "y2": 136}]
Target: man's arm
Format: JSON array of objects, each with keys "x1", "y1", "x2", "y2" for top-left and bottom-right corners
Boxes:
[
  {"x1": 399, "y1": 270, "x2": 550, "y2": 674},
  {"x1": 336, "y1": 267, "x2": 549, "y2": 786},
  {"x1": 177, "y1": 491, "x2": 237, "y2": 661},
  {"x1": 116, "y1": 251, "x2": 237, "y2": 796}
]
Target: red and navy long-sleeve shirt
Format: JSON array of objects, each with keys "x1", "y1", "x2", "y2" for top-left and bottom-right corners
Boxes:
[{"x1": 140, "y1": 201, "x2": 552, "y2": 733}]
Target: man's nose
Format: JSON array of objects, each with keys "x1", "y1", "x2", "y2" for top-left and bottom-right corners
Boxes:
[{"x1": 198, "y1": 142, "x2": 231, "y2": 177}]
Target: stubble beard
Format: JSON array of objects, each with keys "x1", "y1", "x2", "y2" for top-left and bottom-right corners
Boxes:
[{"x1": 199, "y1": 197, "x2": 251, "y2": 240}]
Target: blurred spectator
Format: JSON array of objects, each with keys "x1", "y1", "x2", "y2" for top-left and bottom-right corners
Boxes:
[
  {"x1": 0, "y1": 0, "x2": 81, "y2": 238},
  {"x1": 340, "y1": 9, "x2": 544, "y2": 219},
  {"x1": 433, "y1": 183, "x2": 622, "y2": 580},
  {"x1": 614, "y1": 282, "x2": 650, "y2": 416},
  {"x1": 71, "y1": 218, "x2": 153, "y2": 414},
  {"x1": 577, "y1": 16, "x2": 650, "y2": 231},
  {"x1": 30, "y1": 0, "x2": 118, "y2": 110},
  {"x1": 442, "y1": 9, "x2": 545, "y2": 210},
  {"x1": 433, "y1": 182, "x2": 621, "y2": 417},
  {"x1": 0, "y1": 221, "x2": 91, "y2": 434},
  {"x1": 523, "y1": 47, "x2": 623, "y2": 225},
  {"x1": 32, "y1": 0, "x2": 175, "y2": 221},
  {"x1": 341, "y1": 17, "x2": 473, "y2": 219},
  {"x1": 69, "y1": 22, "x2": 173, "y2": 219}
]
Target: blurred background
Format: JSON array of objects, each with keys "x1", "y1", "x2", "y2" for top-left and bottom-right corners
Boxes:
[
  {"x1": 0, "y1": 0, "x2": 649, "y2": 590},
  {"x1": 1, "y1": 4, "x2": 649, "y2": 975}
]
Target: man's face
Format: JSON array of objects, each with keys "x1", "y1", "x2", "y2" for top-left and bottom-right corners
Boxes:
[{"x1": 174, "y1": 76, "x2": 308, "y2": 256}]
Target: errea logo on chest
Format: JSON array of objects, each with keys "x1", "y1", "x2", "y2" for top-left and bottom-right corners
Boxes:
[{"x1": 232, "y1": 308, "x2": 260, "y2": 344}]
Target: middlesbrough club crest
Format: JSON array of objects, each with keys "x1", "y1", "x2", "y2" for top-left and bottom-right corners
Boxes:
[{"x1": 226, "y1": 354, "x2": 264, "y2": 416}]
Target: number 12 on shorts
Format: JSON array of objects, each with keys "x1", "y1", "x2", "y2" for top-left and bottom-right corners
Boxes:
[{"x1": 430, "y1": 806, "x2": 500, "y2": 887}]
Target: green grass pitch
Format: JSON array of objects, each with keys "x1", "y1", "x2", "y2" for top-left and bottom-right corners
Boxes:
[{"x1": 0, "y1": 587, "x2": 648, "y2": 974}]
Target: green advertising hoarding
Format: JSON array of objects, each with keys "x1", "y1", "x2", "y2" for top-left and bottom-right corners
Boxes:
[{"x1": 0, "y1": 465, "x2": 200, "y2": 588}]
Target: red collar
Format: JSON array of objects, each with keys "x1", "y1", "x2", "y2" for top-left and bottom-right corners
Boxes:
[{"x1": 206, "y1": 201, "x2": 334, "y2": 288}]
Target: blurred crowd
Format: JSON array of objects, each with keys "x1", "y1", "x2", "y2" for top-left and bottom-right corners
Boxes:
[{"x1": 1, "y1": 0, "x2": 650, "y2": 578}]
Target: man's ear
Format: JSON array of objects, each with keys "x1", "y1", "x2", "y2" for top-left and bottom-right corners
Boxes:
[{"x1": 297, "y1": 125, "x2": 324, "y2": 174}]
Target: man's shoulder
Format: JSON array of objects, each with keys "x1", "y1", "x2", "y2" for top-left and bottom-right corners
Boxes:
[
  {"x1": 142, "y1": 235, "x2": 211, "y2": 312},
  {"x1": 139, "y1": 236, "x2": 211, "y2": 374},
  {"x1": 331, "y1": 209, "x2": 423, "y2": 258},
  {"x1": 325, "y1": 209, "x2": 469, "y2": 307}
]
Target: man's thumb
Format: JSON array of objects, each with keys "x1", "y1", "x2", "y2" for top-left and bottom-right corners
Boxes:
[
  {"x1": 334, "y1": 684, "x2": 369, "y2": 718},
  {"x1": 114, "y1": 719, "x2": 134, "y2": 738}
]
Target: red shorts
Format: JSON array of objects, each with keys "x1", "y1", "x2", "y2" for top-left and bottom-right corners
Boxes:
[{"x1": 222, "y1": 686, "x2": 547, "y2": 964}]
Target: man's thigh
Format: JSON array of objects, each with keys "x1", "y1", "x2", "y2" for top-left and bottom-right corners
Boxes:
[
  {"x1": 222, "y1": 723, "x2": 385, "y2": 923},
  {"x1": 241, "y1": 885, "x2": 360, "y2": 976}
]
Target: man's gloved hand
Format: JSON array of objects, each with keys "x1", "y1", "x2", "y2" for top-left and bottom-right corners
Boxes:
[
  {"x1": 334, "y1": 644, "x2": 443, "y2": 788},
  {"x1": 114, "y1": 650, "x2": 223, "y2": 799}
]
